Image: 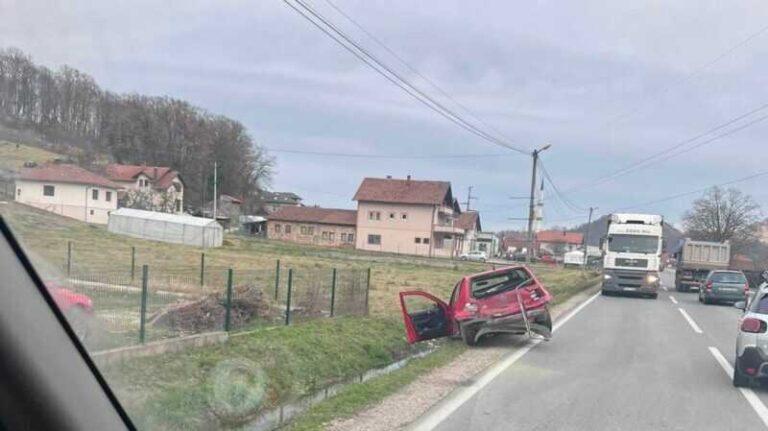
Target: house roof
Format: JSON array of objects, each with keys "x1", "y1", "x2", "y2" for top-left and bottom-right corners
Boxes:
[
  {"x1": 456, "y1": 211, "x2": 481, "y2": 232},
  {"x1": 268, "y1": 206, "x2": 357, "y2": 226},
  {"x1": 220, "y1": 194, "x2": 242, "y2": 204},
  {"x1": 104, "y1": 164, "x2": 184, "y2": 189},
  {"x1": 258, "y1": 191, "x2": 302, "y2": 204},
  {"x1": 536, "y1": 230, "x2": 584, "y2": 245},
  {"x1": 19, "y1": 163, "x2": 118, "y2": 189},
  {"x1": 353, "y1": 177, "x2": 452, "y2": 205}
]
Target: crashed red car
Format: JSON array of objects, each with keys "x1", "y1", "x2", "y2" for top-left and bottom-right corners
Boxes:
[
  {"x1": 47, "y1": 282, "x2": 94, "y2": 340},
  {"x1": 399, "y1": 265, "x2": 553, "y2": 345}
]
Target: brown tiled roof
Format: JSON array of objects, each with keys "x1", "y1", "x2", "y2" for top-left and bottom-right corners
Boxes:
[
  {"x1": 19, "y1": 163, "x2": 118, "y2": 189},
  {"x1": 268, "y1": 206, "x2": 357, "y2": 226},
  {"x1": 456, "y1": 211, "x2": 481, "y2": 231},
  {"x1": 353, "y1": 177, "x2": 452, "y2": 205},
  {"x1": 536, "y1": 230, "x2": 584, "y2": 245},
  {"x1": 104, "y1": 164, "x2": 184, "y2": 190}
]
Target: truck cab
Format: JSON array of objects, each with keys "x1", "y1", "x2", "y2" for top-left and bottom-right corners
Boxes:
[{"x1": 601, "y1": 213, "x2": 664, "y2": 299}]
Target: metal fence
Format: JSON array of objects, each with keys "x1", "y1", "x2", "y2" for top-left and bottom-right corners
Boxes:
[{"x1": 60, "y1": 261, "x2": 371, "y2": 352}]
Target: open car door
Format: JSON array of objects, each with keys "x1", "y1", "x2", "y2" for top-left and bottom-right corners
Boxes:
[{"x1": 399, "y1": 291, "x2": 456, "y2": 344}]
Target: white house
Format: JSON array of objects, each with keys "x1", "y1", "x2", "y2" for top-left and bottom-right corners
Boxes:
[
  {"x1": 15, "y1": 162, "x2": 119, "y2": 224},
  {"x1": 104, "y1": 164, "x2": 185, "y2": 213}
]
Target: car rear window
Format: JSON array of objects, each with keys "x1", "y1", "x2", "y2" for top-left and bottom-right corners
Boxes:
[
  {"x1": 711, "y1": 272, "x2": 747, "y2": 284},
  {"x1": 470, "y1": 268, "x2": 532, "y2": 299}
]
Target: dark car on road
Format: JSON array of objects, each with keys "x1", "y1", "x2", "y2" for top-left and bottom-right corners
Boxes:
[
  {"x1": 399, "y1": 266, "x2": 553, "y2": 346},
  {"x1": 698, "y1": 270, "x2": 749, "y2": 305}
]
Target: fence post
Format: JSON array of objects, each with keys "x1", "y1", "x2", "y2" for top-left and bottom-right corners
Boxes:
[
  {"x1": 130, "y1": 246, "x2": 136, "y2": 281},
  {"x1": 200, "y1": 252, "x2": 206, "y2": 287},
  {"x1": 224, "y1": 268, "x2": 234, "y2": 332},
  {"x1": 274, "y1": 259, "x2": 281, "y2": 300},
  {"x1": 330, "y1": 268, "x2": 337, "y2": 317},
  {"x1": 66, "y1": 241, "x2": 72, "y2": 276},
  {"x1": 285, "y1": 269, "x2": 293, "y2": 326},
  {"x1": 139, "y1": 265, "x2": 149, "y2": 343},
  {"x1": 364, "y1": 268, "x2": 371, "y2": 316}
]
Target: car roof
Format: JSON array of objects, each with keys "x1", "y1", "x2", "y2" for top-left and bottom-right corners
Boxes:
[{"x1": 467, "y1": 265, "x2": 526, "y2": 279}]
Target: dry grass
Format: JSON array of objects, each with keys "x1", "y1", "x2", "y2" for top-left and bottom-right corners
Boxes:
[{"x1": 0, "y1": 141, "x2": 62, "y2": 171}]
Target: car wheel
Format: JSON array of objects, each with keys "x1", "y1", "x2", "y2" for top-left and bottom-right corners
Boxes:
[
  {"x1": 460, "y1": 323, "x2": 479, "y2": 346},
  {"x1": 734, "y1": 358, "x2": 751, "y2": 388},
  {"x1": 648, "y1": 293, "x2": 658, "y2": 299},
  {"x1": 702, "y1": 296, "x2": 710, "y2": 305},
  {"x1": 601, "y1": 289, "x2": 612, "y2": 296}
]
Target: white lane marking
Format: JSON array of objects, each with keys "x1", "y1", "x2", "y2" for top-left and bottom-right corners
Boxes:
[
  {"x1": 663, "y1": 285, "x2": 669, "y2": 291},
  {"x1": 708, "y1": 346, "x2": 768, "y2": 429},
  {"x1": 670, "y1": 296, "x2": 678, "y2": 305},
  {"x1": 410, "y1": 291, "x2": 602, "y2": 431},
  {"x1": 678, "y1": 308, "x2": 703, "y2": 334}
]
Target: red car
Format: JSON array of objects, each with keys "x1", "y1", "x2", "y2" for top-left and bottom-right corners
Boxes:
[
  {"x1": 47, "y1": 283, "x2": 94, "y2": 340},
  {"x1": 399, "y1": 265, "x2": 553, "y2": 346}
]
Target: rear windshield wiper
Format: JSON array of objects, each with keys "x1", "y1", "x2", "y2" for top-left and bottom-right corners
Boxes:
[{"x1": 474, "y1": 278, "x2": 532, "y2": 297}]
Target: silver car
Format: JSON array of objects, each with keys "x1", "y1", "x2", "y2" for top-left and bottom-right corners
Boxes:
[{"x1": 733, "y1": 281, "x2": 768, "y2": 387}]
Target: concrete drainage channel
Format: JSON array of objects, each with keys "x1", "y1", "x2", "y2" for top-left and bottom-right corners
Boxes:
[{"x1": 243, "y1": 348, "x2": 437, "y2": 431}]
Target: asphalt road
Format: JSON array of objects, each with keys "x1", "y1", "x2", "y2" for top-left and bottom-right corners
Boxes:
[{"x1": 409, "y1": 269, "x2": 768, "y2": 431}]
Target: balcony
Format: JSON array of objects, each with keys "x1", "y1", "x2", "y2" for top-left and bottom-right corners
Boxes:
[{"x1": 434, "y1": 223, "x2": 464, "y2": 235}]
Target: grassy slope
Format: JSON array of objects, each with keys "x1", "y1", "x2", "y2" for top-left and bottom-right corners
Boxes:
[
  {"x1": 0, "y1": 141, "x2": 62, "y2": 170},
  {"x1": 104, "y1": 317, "x2": 415, "y2": 430}
]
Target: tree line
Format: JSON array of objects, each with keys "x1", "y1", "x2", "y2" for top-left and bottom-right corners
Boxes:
[{"x1": 0, "y1": 47, "x2": 273, "y2": 212}]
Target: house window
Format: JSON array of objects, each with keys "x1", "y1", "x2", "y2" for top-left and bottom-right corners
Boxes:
[
  {"x1": 43, "y1": 185, "x2": 55, "y2": 196},
  {"x1": 174, "y1": 199, "x2": 180, "y2": 212},
  {"x1": 322, "y1": 231, "x2": 329, "y2": 240},
  {"x1": 89, "y1": 209, "x2": 94, "y2": 215},
  {"x1": 300, "y1": 226, "x2": 307, "y2": 235},
  {"x1": 92, "y1": 189, "x2": 99, "y2": 200},
  {"x1": 368, "y1": 211, "x2": 381, "y2": 221},
  {"x1": 423, "y1": 238, "x2": 430, "y2": 245},
  {"x1": 275, "y1": 224, "x2": 282, "y2": 233},
  {"x1": 16, "y1": 188, "x2": 20, "y2": 197},
  {"x1": 106, "y1": 191, "x2": 112, "y2": 202},
  {"x1": 285, "y1": 225, "x2": 292, "y2": 234},
  {"x1": 402, "y1": 213, "x2": 408, "y2": 220},
  {"x1": 348, "y1": 233, "x2": 354, "y2": 242},
  {"x1": 308, "y1": 226, "x2": 315, "y2": 235},
  {"x1": 415, "y1": 237, "x2": 421, "y2": 244},
  {"x1": 341, "y1": 233, "x2": 347, "y2": 242},
  {"x1": 329, "y1": 232, "x2": 335, "y2": 242},
  {"x1": 367, "y1": 234, "x2": 381, "y2": 245},
  {"x1": 389, "y1": 212, "x2": 396, "y2": 220}
]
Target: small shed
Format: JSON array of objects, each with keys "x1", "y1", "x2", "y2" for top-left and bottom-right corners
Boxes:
[{"x1": 108, "y1": 208, "x2": 223, "y2": 248}]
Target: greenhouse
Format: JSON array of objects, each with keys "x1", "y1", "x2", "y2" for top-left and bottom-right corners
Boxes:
[{"x1": 107, "y1": 208, "x2": 223, "y2": 248}]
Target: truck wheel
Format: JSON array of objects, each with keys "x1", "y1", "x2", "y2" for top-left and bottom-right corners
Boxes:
[
  {"x1": 601, "y1": 289, "x2": 612, "y2": 297},
  {"x1": 733, "y1": 358, "x2": 751, "y2": 387},
  {"x1": 460, "y1": 323, "x2": 479, "y2": 346}
]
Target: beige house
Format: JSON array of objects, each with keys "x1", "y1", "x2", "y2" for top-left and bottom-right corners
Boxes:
[
  {"x1": 267, "y1": 206, "x2": 357, "y2": 247},
  {"x1": 353, "y1": 177, "x2": 464, "y2": 258},
  {"x1": 104, "y1": 164, "x2": 185, "y2": 213},
  {"x1": 15, "y1": 162, "x2": 119, "y2": 224},
  {"x1": 457, "y1": 211, "x2": 481, "y2": 255}
]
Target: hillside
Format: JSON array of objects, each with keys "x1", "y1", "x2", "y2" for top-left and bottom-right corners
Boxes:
[
  {"x1": 572, "y1": 214, "x2": 684, "y2": 253},
  {"x1": 0, "y1": 141, "x2": 64, "y2": 171}
]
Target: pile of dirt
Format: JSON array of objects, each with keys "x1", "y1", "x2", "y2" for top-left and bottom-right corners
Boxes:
[{"x1": 148, "y1": 286, "x2": 277, "y2": 332}]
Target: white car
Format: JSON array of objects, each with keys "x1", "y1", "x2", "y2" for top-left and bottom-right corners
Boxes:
[
  {"x1": 460, "y1": 251, "x2": 487, "y2": 262},
  {"x1": 733, "y1": 279, "x2": 768, "y2": 387}
]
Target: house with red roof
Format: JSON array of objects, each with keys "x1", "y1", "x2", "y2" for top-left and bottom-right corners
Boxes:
[
  {"x1": 353, "y1": 176, "x2": 464, "y2": 258},
  {"x1": 267, "y1": 206, "x2": 357, "y2": 247},
  {"x1": 104, "y1": 164, "x2": 185, "y2": 213},
  {"x1": 536, "y1": 230, "x2": 584, "y2": 257},
  {"x1": 14, "y1": 161, "x2": 119, "y2": 224}
]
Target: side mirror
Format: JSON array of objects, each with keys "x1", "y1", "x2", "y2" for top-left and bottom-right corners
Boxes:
[{"x1": 734, "y1": 301, "x2": 746, "y2": 311}]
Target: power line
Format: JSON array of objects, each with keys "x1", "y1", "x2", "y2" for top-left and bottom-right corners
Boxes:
[
  {"x1": 600, "y1": 21, "x2": 768, "y2": 129},
  {"x1": 282, "y1": 0, "x2": 529, "y2": 155},
  {"x1": 267, "y1": 147, "x2": 517, "y2": 159},
  {"x1": 561, "y1": 101, "x2": 768, "y2": 195},
  {"x1": 320, "y1": 0, "x2": 520, "y2": 148},
  {"x1": 538, "y1": 160, "x2": 585, "y2": 213}
]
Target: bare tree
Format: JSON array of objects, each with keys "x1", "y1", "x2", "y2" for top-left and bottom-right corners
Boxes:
[{"x1": 683, "y1": 187, "x2": 761, "y2": 250}]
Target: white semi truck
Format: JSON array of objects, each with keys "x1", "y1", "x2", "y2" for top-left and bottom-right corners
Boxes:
[{"x1": 601, "y1": 213, "x2": 664, "y2": 299}]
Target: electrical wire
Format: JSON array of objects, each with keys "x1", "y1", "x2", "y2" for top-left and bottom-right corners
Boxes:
[
  {"x1": 266, "y1": 148, "x2": 517, "y2": 159},
  {"x1": 283, "y1": 0, "x2": 530, "y2": 155}
]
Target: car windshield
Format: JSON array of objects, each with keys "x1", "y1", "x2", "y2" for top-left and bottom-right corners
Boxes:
[
  {"x1": 711, "y1": 272, "x2": 747, "y2": 284},
  {"x1": 608, "y1": 235, "x2": 659, "y2": 254},
  {"x1": 4, "y1": 2, "x2": 768, "y2": 430}
]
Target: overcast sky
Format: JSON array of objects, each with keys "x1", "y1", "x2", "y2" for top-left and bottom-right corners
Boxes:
[{"x1": 3, "y1": 0, "x2": 768, "y2": 230}]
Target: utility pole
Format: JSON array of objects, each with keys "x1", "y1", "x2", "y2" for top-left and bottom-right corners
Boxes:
[
  {"x1": 582, "y1": 207, "x2": 596, "y2": 271},
  {"x1": 464, "y1": 186, "x2": 477, "y2": 211},
  {"x1": 526, "y1": 144, "x2": 551, "y2": 263},
  {"x1": 212, "y1": 161, "x2": 218, "y2": 220}
]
